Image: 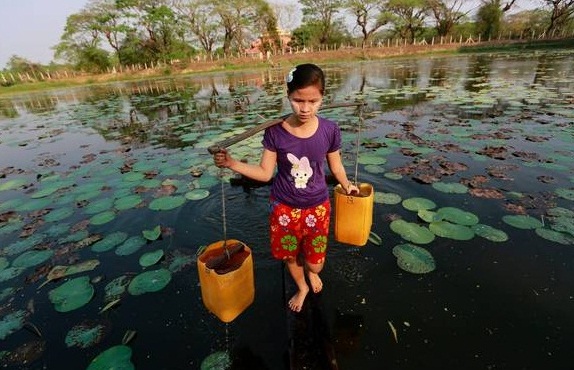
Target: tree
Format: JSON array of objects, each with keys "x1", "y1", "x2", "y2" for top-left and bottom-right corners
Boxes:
[
  {"x1": 346, "y1": 0, "x2": 390, "y2": 47},
  {"x1": 299, "y1": 0, "x2": 345, "y2": 44},
  {"x1": 385, "y1": 0, "x2": 429, "y2": 43},
  {"x1": 475, "y1": 0, "x2": 504, "y2": 39},
  {"x1": 505, "y1": 9, "x2": 550, "y2": 37},
  {"x1": 173, "y1": 0, "x2": 220, "y2": 56},
  {"x1": 425, "y1": 0, "x2": 469, "y2": 37},
  {"x1": 543, "y1": 0, "x2": 574, "y2": 35}
]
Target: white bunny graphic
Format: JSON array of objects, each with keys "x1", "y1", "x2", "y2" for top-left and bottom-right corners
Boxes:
[{"x1": 287, "y1": 153, "x2": 313, "y2": 189}]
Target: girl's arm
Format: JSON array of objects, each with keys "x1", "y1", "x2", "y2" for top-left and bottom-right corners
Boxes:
[
  {"x1": 214, "y1": 148, "x2": 277, "y2": 183},
  {"x1": 326, "y1": 150, "x2": 359, "y2": 194}
]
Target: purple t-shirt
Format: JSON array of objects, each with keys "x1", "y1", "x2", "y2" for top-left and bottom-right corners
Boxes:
[{"x1": 262, "y1": 116, "x2": 341, "y2": 208}]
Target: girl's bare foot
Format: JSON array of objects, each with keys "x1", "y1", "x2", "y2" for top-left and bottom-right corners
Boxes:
[
  {"x1": 307, "y1": 271, "x2": 323, "y2": 293},
  {"x1": 288, "y1": 285, "x2": 309, "y2": 312}
]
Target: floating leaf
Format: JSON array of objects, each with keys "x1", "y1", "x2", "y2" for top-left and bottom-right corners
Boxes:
[
  {"x1": 389, "y1": 220, "x2": 435, "y2": 244},
  {"x1": 86, "y1": 345, "x2": 134, "y2": 370},
  {"x1": 149, "y1": 196, "x2": 186, "y2": 211},
  {"x1": 115, "y1": 236, "x2": 147, "y2": 256},
  {"x1": 44, "y1": 207, "x2": 74, "y2": 223},
  {"x1": 392, "y1": 243, "x2": 436, "y2": 274},
  {"x1": 200, "y1": 351, "x2": 231, "y2": 370},
  {"x1": 368, "y1": 232, "x2": 382, "y2": 246},
  {"x1": 90, "y1": 211, "x2": 116, "y2": 225},
  {"x1": 184, "y1": 189, "x2": 210, "y2": 200},
  {"x1": 0, "y1": 267, "x2": 25, "y2": 283},
  {"x1": 3, "y1": 233, "x2": 46, "y2": 256},
  {"x1": 114, "y1": 195, "x2": 144, "y2": 210},
  {"x1": 374, "y1": 192, "x2": 402, "y2": 205},
  {"x1": 142, "y1": 225, "x2": 161, "y2": 241},
  {"x1": 471, "y1": 224, "x2": 509, "y2": 242},
  {"x1": 417, "y1": 209, "x2": 440, "y2": 223},
  {"x1": 139, "y1": 250, "x2": 164, "y2": 267},
  {"x1": 429, "y1": 221, "x2": 475, "y2": 240},
  {"x1": 402, "y1": 197, "x2": 436, "y2": 212},
  {"x1": 0, "y1": 178, "x2": 28, "y2": 192},
  {"x1": 48, "y1": 276, "x2": 94, "y2": 313},
  {"x1": 502, "y1": 215, "x2": 543, "y2": 230},
  {"x1": 555, "y1": 188, "x2": 574, "y2": 201},
  {"x1": 91, "y1": 232, "x2": 128, "y2": 253},
  {"x1": 535, "y1": 228, "x2": 574, "y2": 245},
  {"x1": 84, "y1": 198, "x2": 115, "y2": 215},
  {"x1": 12, "y1": 250, "x2": 54, "y2": 269},
  {"x1": 104, "y1": 275, "x2": 131, "y2": 301},
  {"x1": 65, "y1": 320, "x2": 110, "y2": 348},
  {"x1": 0, "y1": 310, "x2": 29, "y2": 340},
  {"x1": 431, "y1": 181, "x2": 468, "y2": 194},
  {"x1": 127, "y1": 268, "x2": 172, "y2": 295},
  {"x1": 46, "y1": 260, "x2": 100, "y2": 282},
  {"x1": 436, "y1": 207, "x2": 479, "y2": 226}
]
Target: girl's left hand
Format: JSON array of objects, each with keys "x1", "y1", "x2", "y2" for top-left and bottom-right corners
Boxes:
[{"x1": 346, "y1": 182, "x2": 359, "y2": 195}]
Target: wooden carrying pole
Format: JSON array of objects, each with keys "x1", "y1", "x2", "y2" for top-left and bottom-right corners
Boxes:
[{"x1": 207, "y1": 102, "x2": 366, "y2": 154}]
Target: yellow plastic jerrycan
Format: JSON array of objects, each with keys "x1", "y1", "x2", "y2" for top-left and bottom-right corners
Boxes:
[
  {"x1": 197, "y1": 239, "x2": 254, "y2": 322},
  {"x1": 334, "y1": 183, "x2": 374, "y2": 246}
]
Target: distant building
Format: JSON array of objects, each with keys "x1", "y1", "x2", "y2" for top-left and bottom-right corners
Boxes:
[{"x1": 245, "y1": 29, "x2": 292, "y2": 57}]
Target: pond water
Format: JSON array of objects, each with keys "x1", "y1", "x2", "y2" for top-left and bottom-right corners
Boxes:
[{"x1": 1, "y1": 49, "x2": 574, "y2": 370}]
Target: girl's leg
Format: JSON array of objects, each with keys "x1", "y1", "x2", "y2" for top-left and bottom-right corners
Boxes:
[
  {"x1": 306, "y1": 261, "x2": 324, "y2": 293},
  {"x1": 285, "y1": 257, "x2": 309, "y2": 312}
]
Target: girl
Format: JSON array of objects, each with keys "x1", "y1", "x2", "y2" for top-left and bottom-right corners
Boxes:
[{"x1": 213, "y1": 63, "x2": 358, "y2": 312}]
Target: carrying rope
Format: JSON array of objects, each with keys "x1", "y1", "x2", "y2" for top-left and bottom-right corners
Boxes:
[{"x1": 352, "y1": 102, "x2": 365, "y2": 185}]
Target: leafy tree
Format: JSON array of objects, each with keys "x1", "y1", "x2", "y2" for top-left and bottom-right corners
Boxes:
[
  {"x1": 346, "y1": 0, "x2": 390, "y2": 47},
  {"x1": 385, "y1": 0, "x2": 429, "y2": 43},
  {"x1": 173, "y1": 0, "x2": 220, "y2": 56},
  {"x1": 425, "y1": 0, "x2": 469, "y2": 37},
  {"x1": 475, "y1": 0, "x2": 504, "y2": 39},
  {"x1": 543, "y1": 0, "x2": 574, "y2": 35},
  {"x1": 505, "y1": 9, "x2": 550, "y2": 37},
  {"x1": 300, "y1": 0, "x2": 345, "y2": 44}
]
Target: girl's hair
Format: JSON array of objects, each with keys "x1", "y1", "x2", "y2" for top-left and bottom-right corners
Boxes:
[{"x1": 286, "y1": 63, "x2": 325, "y2": 95}]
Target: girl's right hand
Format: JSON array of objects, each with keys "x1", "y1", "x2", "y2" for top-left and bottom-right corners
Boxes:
[{"x1": 213, "y1": 149, "x2": 232, "y2": 168}]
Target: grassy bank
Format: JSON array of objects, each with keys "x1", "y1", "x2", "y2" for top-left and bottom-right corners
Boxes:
[{"x1": 1, "y1": 38, "x2": 572, "y2": 97}]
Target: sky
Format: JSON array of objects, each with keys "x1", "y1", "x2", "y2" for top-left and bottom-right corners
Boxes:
[{"x1": 0, "y1": 0, "x2": 542, "y2": 70}]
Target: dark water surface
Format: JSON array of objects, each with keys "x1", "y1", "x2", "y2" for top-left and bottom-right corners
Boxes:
[{"x1": 1, "y1": 50, "x2": 574, "y2": 369}]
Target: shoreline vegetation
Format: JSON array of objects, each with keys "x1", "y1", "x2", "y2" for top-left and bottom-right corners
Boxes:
[{"x1": 1, "y1": 38, "x2": 573, "y2": 97}]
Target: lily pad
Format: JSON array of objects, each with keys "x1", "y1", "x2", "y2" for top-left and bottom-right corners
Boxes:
[
  {"x1": 90, "y1": 211, "x2": 116, "y2": 225},
  {"x1": 429, "y1": 221, "x2": 475, "y2": 240},
  {"x1": 115, "y1": 236, "x2": 147, "y2": 256},
  {"x1": 142, "y1": 225, "x2": 161, "y2": 241},
  {"x1": 84, "y1": 198, "x2": 115, "y2": 215},
  {"x1": 535, "y1": 228, "x2": 574, "y2": 245},
  {"x1": 139, "y1": 250, "x2": 164, "y2": 267},
  {"x1": 431, "y1": 181, "x2": 468, "y2": 194},
  {"x1": 0, "y1": 310, "x2": 29, "y2": 340},
  {"x1": 389, "y1": 219, "x2": 435, "y2": 244},
  {"x1": 91, "y1": 231, "x2": 129, "y2": 253},
  {"x1": 184, "y1": 189, "x2": 210, "y2": 200},
  {"x1": 471, "y1": 224, "x2": 509, "y2": 242},
  {"x1": 0, "y1": 267, "x2": 25, "y2": 283},
  {"x1": 435, "y1": 207, "x2": 479, "y2": 226},
  {"x1": 555, "y1": 188, "x2": 574, "y2": 201},
  {"x1": 149, "y1": 195, "x2": 186, "y2": 211},
  {"x1": 402, "y1": 197, "x2": 436, "y2": 212},
  {"x1": 502, "y1": 214, "x2": 543, "y2": 229},
  {"x1": 86, "y1": 345, "x2": 134, "y2": 370},
  {"x1": 44, "y1": 207, "x2": 74, "y2": 223},
  {"x1": 65, "y1": 320, "x2": 110, "y2": 349},
  {"x1": 127, "y1": 268, "x2": 172, "y2": 295},
  {"x1": 0, "y1": 178, "x2": 28, "y2": 192},
  {"x1": 392, "y1": 243, "x2": 436, "y2": 274},
  {"x1": 374, "y1": 192, "x2": 402, "y2": 205},
  {"x1": 114, "y1": 195, "x2": 144, "y2": 210},
  {"x1": 12, "y1": 250, "x2": 54, "y2": 269},
  {"x1": 200, "y1": 351, "x2": 231, "y2": 370},
  {"x1": 48, "y1": 276, "x2": 95, "y2": 312},
  {"x1": 104, "y1": 275, "x2": 131, "y2": 301}
]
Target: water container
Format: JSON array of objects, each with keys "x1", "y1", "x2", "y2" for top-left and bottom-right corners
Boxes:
[
  {"x1": 197, "y1": 239, "x2": 254, "y2": 322},
  {"x1": 333, "y1": 183, "x2": 374, "y2": 246}
]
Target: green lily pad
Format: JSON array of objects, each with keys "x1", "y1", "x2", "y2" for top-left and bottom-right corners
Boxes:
[
  {"x1": 0, "y1": 267, "x2": 25, "y2": 283},
  {"x1": 431, "y1": 181, "x2": 468, "y2": 194},
  {"x1": 30, "y1": 181, "x2": 73, "y2": 199},
  {"x1": 368, "y1": 232, "x2": 382, "y2": 246},
  {"x1": 91, "y1": 232, "x2": 129, "y2": 253},
  {"x1": 44, "y1": 207, "x2": 74, "y2": 223},
  {"x1": 390, "y1": 220, "x2": 435, "y2": 244},
  {"x1": 142, "y1": 225, "x2": 161, "y2": 241},
  {"x1": 402, "y1": 197, "x2": 436, "y2": 212},
  {"x1": 84, "y1": 198, "x2": 115, "y2": 215},
  {"x1": 65, "y1": 321, "x2": 110, "y2": 349},
  {"x1": 127, "y1": 268, "x2": 172, "y2": 295},
  {"x1": 48, "y1": 276, "x2": 94, "y2": 313},
  {"x1": 115, "y1": 236, "x2": 147, "y2": 256},
  {"x1": 546, "y1": 207, "x2": 574, "y2": 218},
  {"x1": 417, "y1": 209, "x2": 441, "y2": 223},
  {"x1": 114, "y1": 195, "x2": 144, "y2": 210},
  {"x1": 0, "y1": 257, "x2": 8, "y2": 272},
  {"x1": 149, "y1": 196, "x2": 186, "y2": 211},
  {"x1": 429, "y1": 221, "x2": 475, "y2": 240},
  {"x1": 86, "y1": 345, "x2": 134, "y2": 370},
  {"x1": 535, "y1": 228, "x2": 574, "y2": 245},
  {"x1": 471, "y1": 224, "x2": 509, "y2": 242},
  {"x1": 555, "y1": 188, "x2": 574, "y2": 201},
  {"x1": 139, "y1": 250, "x2": 164, "y2": 267},
  {"x1": 3, "y1": 233, "x2": 46, "y2": 256},
  {"x1": 549, "y1": 216, "x2": 574, "y2": 237},
  {"x1": 104, "y1": 275, "x2": 131, "y2": 301},
  {"x1": 392, "y1": 243, "x2": 436, "y2": 274},
  {"x1": 374, "y1": 192, "x2": 402, "y2": 205},
  {"x1": 200, "y1": 351, "x2": 231, "y2": 370},
  {"x1": 12, "y1": 250, "x2": 54, "y2": 269},
  {"x1": 502, "y1": 214, "x2": 543, "y2": 229},
  {"x1": 358, "y1": 154, "x2": 387, "y2": 165},
  {"x1": 0, "y1": 178, "x2": 28, "y2": 192},
  {"x1": 90, "y1": 211, "x2": 116, "y2": 225},
  {"x1": 184, "y1": 189, "x2": 210, "y2": 200},
  {"x1": 436, "y1": 207, "x2": 479, "y2": 226},
  {"x1": 0, "y1": 310, "x2": 29, "y2": 340},
  {"x1": 15, "y1": 198, "x2": 52, "y2": 212}
]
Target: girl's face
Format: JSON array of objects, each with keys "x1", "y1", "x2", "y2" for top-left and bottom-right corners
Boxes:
[{"x1": 288, "y1": 84, "x2": 323, "y2": 124}]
